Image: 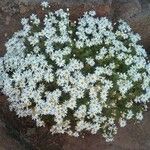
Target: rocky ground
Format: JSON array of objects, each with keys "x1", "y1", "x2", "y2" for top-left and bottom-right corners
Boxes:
[
  {"x1": 0, "y1": 119, "x2": 26, "y2": 150},
  {"x1": 0, "y1": 0, "x2": 150, "y2": 150}
]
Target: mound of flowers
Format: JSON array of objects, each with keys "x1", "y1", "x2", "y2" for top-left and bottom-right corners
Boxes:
[{"x1": 0, "y1": 2, "x2": 150, "y2": 142}]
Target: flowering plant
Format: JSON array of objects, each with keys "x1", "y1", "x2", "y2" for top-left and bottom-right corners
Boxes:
[{"x1": 0, "y1": 2, "x2": 150, "y2": 142}]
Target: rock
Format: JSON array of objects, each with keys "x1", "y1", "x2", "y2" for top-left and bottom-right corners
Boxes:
[
  {"x1": 69, "y1": 3, "x2": 111, "y2": 21},
  {"x1": 19, "y1": 4, "x2": 29, "y2": 14},
  {"x1": 139, "y1": 0, "x2": 150, "y2": 10},
  {"x1": 112, "y1": 0, "x2": 150, "y2": 49},
  {"x1": 129, "y1": 9, "x2": 150, "y2": 49},
  {"x1": 4, "y1": 33, "x2": 8, "y2": 37},
  {"x1": 0, "y1": 119, "x2": 25, "y2": 150},
  {"x1": 5, "y1": 16, "x2": 11, "y2": 25},
  {"x1": 0, "y1": 0, "x2": 19, "y2": 15},
  {"x1": 112, "y1": 0, "x2": 142, "y2": 20},
  {"x1": 95, "y1": 4, "x2": 112, "y2": 17},
  {"x1": 26, "y1": 128, "x2": 36, "y2": 136},
  {"x1": 15, "y1": 0, "x2": 111, "y2": 5}
]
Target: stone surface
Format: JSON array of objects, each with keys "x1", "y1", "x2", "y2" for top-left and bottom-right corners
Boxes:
[
  {"x1": 16, "y1": 0, "x2": 112, "y2": 5},
  {"x1": 112, "y1": 0, "x2": 142, "y2": 19},
  {"x1": 0, "y1": 118, "x2": 25, "y2": 150},
  {"x1": 19, "y1": 4, "x2": 30, "y2": 14},
  {"x1": 129, "y1": 9, "x2": 150, "y2": 50},
  {"x1": 112, "y1": 0, "x2": 150, "y2": 49}
]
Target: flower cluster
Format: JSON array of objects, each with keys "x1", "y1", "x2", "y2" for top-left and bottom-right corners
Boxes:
[{"x1": 0, "y1": 2, "x2": 150, "y2": 142}]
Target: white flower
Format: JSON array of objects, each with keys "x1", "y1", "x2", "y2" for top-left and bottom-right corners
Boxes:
[
  {"x1": 74, "y1": 105, "x2": 87, "y2": 119},
  {"x1": 136, "y1": 112, "x2": 143, "y2": 121},
  {"x1": 86, "y1": 58, "x2": 95, "y2": 66},
  {"x1": 117, "y1": 79, "x2": 133, "y2": 95},
  {"x1": 89, "y1": 10, "x2": 96, "y2": 16},
  {"x1": 126, "y1": 110, "x2": 133, "y2": 120},
  {"x1": 41, "y1": 1, "x2": 49, "y2": 8},
  {"x1": 30, "y1": 14, "x2": 40, "y2": 25},
  {"x1": 119, "y1": 119, "x2": 127, "y2": 127},
  {"x1": 21, "y1": 18, "x2": 29, "y2": 25}
]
